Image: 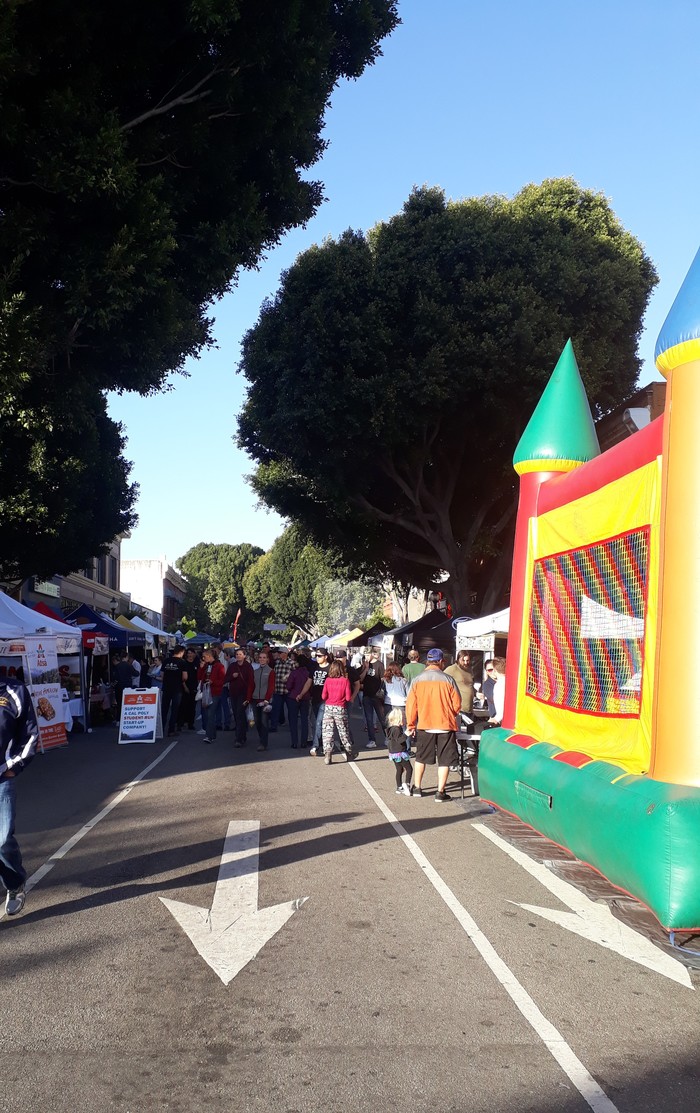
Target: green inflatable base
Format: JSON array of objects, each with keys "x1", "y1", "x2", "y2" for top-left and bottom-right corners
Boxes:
[{"x1": 479, "y1": 728, "x2": 700, "y2": 931}]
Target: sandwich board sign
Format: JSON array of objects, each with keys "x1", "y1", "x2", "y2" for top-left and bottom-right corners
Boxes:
[{"x1": 118, "y1": 687, "x2": 163, "y2": 744}]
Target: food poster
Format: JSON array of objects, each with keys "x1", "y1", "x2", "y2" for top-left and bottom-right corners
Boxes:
[
  {"x1": 25, "y1": 638, "x2": 67, "y2": 749},
  {"x1": 58, "y1": 654, "x2": 83, "y2": 698},
  {"x1": 118, "y1": 687, "x2": 163, "y2": 744}
]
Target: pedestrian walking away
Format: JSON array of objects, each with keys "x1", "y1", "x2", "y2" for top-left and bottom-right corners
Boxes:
[
  {"x1": 320, "y1": 662, "x2": 355, "y2": 764},
  {"x1": 385, "y1": 708, "x2": 413, "y2": 795},
  {"x1": 177, "y1": 647, "x2": 199, "y2": 731},
  {"x1": 160, "y1": 645, "x2": 188, "y2": 736},
  {"x1": 405, "y1": 647, "x2": 461, "y2": 801},
  {"x1": 0, "y1": 677, "x2": 39, "y2": 917}
]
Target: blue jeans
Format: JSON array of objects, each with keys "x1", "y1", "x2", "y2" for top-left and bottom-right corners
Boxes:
[
  {"x1": 286, "y1": 697, "x2": 309, "y2": 748},
  {"x1": 203, "y1": 695, "x2": 221, "y2": 741},
  {"x1": 269, "y1": 692, "x2": 286, "y2": 732},
  {"x1": 0, "y1": 778, "x2": 25, "y2": 892},
  {"x1": 363, "y1": 695, "x2": 385, "y2": 743},
  {"x1": 216, "y1": 688, "x2": 231, "y2": 730},
  {"x1": 311, "y1": 702, "x2": 325, "y2": 748}
]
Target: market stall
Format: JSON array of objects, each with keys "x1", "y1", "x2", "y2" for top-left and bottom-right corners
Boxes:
[{"x1": 0, "y1": 595, "x2": 81, "y2": 748}]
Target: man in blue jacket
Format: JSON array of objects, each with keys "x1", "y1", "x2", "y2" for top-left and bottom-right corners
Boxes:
[{"x1": 0, "y1": 678, "x2": 39, "y2": 917}]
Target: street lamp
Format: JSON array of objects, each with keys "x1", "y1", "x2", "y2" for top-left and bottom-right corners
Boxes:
[{"x1": 109, "y1": 596, "x2": 117, "y2": 619}]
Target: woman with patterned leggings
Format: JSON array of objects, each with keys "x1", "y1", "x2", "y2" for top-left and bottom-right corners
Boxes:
[{"x1": 320, "y1": 663, "x2": 355, "y2": 765}]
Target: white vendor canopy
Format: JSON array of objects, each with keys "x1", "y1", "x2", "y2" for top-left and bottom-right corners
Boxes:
[
  {"x1": 128, "y1": 615, "x2": 176, "y2": 647},
  {"x1": 454, "y1": 608, "x2": 510, "y2": 639},
  {"x1": 0, "y1": 590, "x2": 81, "y2": 652}
]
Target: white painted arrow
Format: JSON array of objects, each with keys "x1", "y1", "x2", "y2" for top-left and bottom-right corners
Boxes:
[
  {"x1": 160, "y1": 820, "x2": 308, "y2": 985},
  {"x1": 474, "y1": 823, "x2": 693, "y2": 989}
]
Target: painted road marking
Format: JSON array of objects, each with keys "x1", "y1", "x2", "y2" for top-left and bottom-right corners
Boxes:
[
  {"x1": 474, "y1": 823, "x2": 692, "y2": 989},
  {"x1": 160, "y1": 820, "x2": 307, "y2": 985},
  {"x1": 350, "y1": 762, "x2": 620, "y2": 1113},
  {"x1": 1, "y1": 741, "x2": 179, "y2": 921}
]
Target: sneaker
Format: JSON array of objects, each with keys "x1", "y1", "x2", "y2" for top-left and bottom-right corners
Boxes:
[
  {"x1": 256, "y1": 744, "x2": 266, "y2": 752},
  {"x1": 395, "y1": 786, "x2": 403, "y2": 794},
  {"x1": 5, "y1": 887, "x2": 26, "y2": 916},
  {"x1": 366, "y1": 740, "x2": 377, "y2": 749},
  {"x1": 324, "y1": 753, "x2": 332, "y2": 765},
  {"x1": 434, "y1": 791, "x2": 452, "y2": 803},
  {"x1": 197, "y1": 729, "x2": 207, "y2": 736},
  {"x1": 400, "y1": 783, "x2": 412, "y2": 796},
  {"x1": 309, "y1": 747, "x2": 317, "y2": 756},
  {"x1": 343, "y1": 750, "x2": 355, "y2": 762},
  {"x1": 204, "y1": 737, "x2": 216, "y2": 744},
  {"x1": 233, "y1": 741, "x2": 245, "y2": 748},
  {"x1": 412, "y1": 786, "x2": 422, "y2": 798}
]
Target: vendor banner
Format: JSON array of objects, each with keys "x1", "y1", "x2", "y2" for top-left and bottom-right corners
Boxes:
[
  {"x1": 25, "y1": 639, "x2": 67, "y2": 751},
  {"x1": 118, "y1": 687, "x2": 163, "y2": 744}
]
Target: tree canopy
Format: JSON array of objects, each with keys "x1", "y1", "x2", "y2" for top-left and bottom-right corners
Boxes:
[
  {"x1": 238, "y1": 179, "x2": 658, "y2": 614},
  {"x1": 178, "y1": 542, "x2": 264, "y2": 632},
  {"x1": 241, "y1": 524, "x2": 384, "y2": 638},
  {"x1": 242, "y1": 526, "x2": 328, "y2": 637},
  {"x1": 0, "y1": 0, "x2": 398, "y2": 578}
]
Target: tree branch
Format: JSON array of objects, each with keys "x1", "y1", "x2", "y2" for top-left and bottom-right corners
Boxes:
[{"x1": 120, "y1": 66, "x2": 229, "y2": 131}]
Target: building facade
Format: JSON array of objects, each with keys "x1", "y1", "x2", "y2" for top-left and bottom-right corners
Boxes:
[{"x1": 120, "y1": 559, "x2": 187, "y2": 630}]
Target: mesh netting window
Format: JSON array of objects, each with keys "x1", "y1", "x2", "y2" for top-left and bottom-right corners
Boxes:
[{"x1": 526, "y1": 527, "x2": 650, "y2": 716}]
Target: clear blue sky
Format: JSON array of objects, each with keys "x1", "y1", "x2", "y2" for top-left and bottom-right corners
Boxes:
[{"x1": 109, "y1": 0, "x2": 700, "y2": 565}]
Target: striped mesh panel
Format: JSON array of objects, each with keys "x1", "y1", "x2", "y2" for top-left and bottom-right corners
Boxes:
[{"x1": 526, "y1": 527, "x2": 650, "y2": 716}]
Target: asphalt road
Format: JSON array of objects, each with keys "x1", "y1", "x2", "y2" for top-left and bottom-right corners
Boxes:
[{"x1": 1, "y1": 709, "x2": 698, "y2": 1113}]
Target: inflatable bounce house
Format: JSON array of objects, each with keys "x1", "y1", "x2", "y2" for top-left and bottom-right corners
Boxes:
[{"x1": 479, "y1": 249, "x2": 700, "y2": 937}]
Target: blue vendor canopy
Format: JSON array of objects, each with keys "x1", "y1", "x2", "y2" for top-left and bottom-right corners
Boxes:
[{"x1": 64, "y1": 603, "x2": 145, "y2": 649}]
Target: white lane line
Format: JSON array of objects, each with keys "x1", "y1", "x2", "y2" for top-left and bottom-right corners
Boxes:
[
  {"x1": 474, "y1": 823, "x2": 692, "y2": 989},
  {"x1": 11, "y1": 741, "x2": 180, "y2": 908},
  {"x1": 349, "y1": 762, "x2": 620, "y2": 1113}
]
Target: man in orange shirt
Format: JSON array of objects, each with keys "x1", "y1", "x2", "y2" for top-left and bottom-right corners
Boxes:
[{"x1": 405, "y1": 647, "x2": 462, "y2": 801}]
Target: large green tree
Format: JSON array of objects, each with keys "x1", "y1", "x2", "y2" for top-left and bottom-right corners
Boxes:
[
  {"x1": 242, "y1": 525, "x2": 329, "y2": 636},
  {"x1": 0, "y1": 0, "x2": 398, "y2": 576},
  {"x1": 238, "y1": 179, "x2": 658, "y2": 614},
  {"x1": 178, "y1": 542, "x2": 264, "y2": 632},
  {"x1": 313, "y1": 577, "x2": 385, "y2": 636}
]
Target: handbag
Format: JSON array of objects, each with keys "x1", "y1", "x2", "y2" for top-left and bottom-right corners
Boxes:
[
  {"x1": 200, "y1": 681, "x2": 212, "y2": 708},
  {"x1": 195, "y1": 683, "x2": 203, "y2": 702}
]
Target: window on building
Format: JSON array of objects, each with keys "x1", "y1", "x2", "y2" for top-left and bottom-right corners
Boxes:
[
  {"x1": 109, "y1": 557, "x2": 118, "y2": 590},
  {"x1": 96, "y1": 556, "x2": 107, "y2": 584},
  {"x1": 84, "y1": 562, "x2": 93, "y2": 580}
]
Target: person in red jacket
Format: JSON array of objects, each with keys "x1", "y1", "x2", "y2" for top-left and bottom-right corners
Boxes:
[
  {"x1": 224, "y1": 648, "x2": 255, "y2": 747},
  {"x1": 320, "y1": 662, "x2": 355, "y2": 765},
  {"x1": 197, "y1": 648, "x2": 226, "y2": 744}
]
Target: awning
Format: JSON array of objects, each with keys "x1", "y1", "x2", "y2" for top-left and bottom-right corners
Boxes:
[
  {"x1": 346, "y1": 622, "x2": 394, "y2": 648},
  {"x1": 65, "y1": 604, "x2": 145, "y2": 648},
  {"x1": 328, "y1": 627, "x2": 364, "y2": 647},
  {"x1": 0, "y1": 591, "x2": 81, "y2": 653},
  {"x1": 454, "y1": 608, "x2": 509, "y2": 638},
  {"x1": 129, "y1": 615, "x2": 176, "y2": 646}
]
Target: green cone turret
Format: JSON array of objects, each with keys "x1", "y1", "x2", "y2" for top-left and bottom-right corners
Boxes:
[{"x1": 513, "y1": 340, "x2": 600, "y2": 475}]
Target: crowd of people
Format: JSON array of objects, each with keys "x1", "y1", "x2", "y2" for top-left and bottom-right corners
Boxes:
[
  {"x1": 0, "y1": 635, "x2": 506, "y2": 920},
  {"x1": 131, "y1": 640, "x2": 507, "y2": 799}
]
